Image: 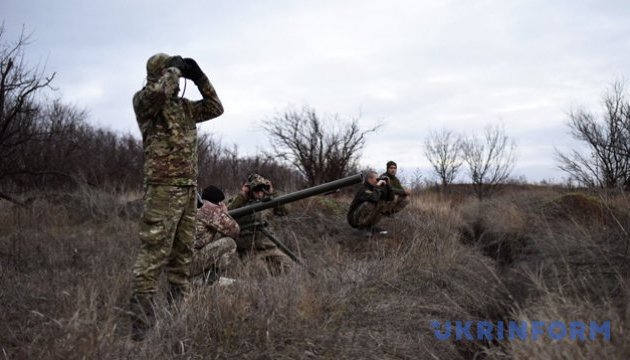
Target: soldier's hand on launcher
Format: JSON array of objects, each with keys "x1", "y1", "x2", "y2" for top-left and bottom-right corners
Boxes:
[{"x1": 240, "y1": 182, "x2": 250, "y2": 196}]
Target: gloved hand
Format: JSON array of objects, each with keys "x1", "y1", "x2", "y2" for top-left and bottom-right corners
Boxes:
[
  {"x1": 166, "y1": 55, "x2": 187, "y2": 74},
  {"x1": 182, "y1": 58, "x2": 205, "y2": 82}
]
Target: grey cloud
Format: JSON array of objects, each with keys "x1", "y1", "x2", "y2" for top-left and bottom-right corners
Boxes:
[{"x1": 2, "y1": 0, "x2": 629, "y2": 181}]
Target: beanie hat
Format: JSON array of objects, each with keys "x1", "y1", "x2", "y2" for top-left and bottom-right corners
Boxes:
[
  {"x1": 386, "y1": 161, "x2": 397, "y2": 168},
  {"x1": 201, "y1": 185, "x2": 225, "y2": 204}
]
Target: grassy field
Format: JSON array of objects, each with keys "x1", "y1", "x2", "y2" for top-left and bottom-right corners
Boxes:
[{"x1": 0, "y1": 185, "x2": 628, "y2": 359}]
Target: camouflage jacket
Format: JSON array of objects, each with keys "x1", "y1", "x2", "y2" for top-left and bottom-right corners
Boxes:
[
  {"x1": 347, "y1": 182, "x2": 395, "y2": 216},
  {"x1": 381, "y1": 172, "x2": 406, "y2": 196},
  {"x1": 227, "y1": 193, "x2": 287, "y2": 229},
  {"x1": 133, "y1": 68, "x2": 223, "y2": 186},
  {"x1": 194, "y1": 200, "x2": 240, "y2": 250}
]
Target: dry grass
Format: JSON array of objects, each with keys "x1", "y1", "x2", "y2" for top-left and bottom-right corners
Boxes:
[{"x1": 0, "y1": 186, "x2": 628, "y2": 359}]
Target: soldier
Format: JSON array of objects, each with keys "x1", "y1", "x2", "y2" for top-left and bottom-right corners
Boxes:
[
  {"x1": 190, "y1": 185, "x2": 239, "y2": 285},
  {"x1": 380, "y1": 160, "x2": 411, "y2": 215},
  {"x1": 130, "y1": 53, "x2": 223, "y2": 341},
  {"x1": 227, "y1": 173, "x2": 293, "y2": 275},
  {"x1": 347, "y1": 170, "x2": 395, "y2": 236}
]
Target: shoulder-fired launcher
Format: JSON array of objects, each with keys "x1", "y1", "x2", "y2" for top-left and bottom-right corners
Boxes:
[{"x1": 228, "y1": 173, "x2": 363, "y2": 219}]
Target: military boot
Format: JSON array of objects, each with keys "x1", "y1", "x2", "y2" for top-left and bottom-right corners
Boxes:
[{"x1": 130, "y1": 295, "x2": 156, "y2": 341}]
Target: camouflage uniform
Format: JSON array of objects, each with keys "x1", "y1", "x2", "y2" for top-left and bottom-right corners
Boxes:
[
  {"x1": 227, "y1": 175, "x2": 292, "y2": 274},
  {"x1": 347, "y1": 181, "x2": 395, "y2": 229},
  {"x1": 190, "y1": 200, "x2": 240, "y2": 283},
  {"x1": 130, "y1": 53, "x2": 223, "y2": 339},
  {"x1": 379, "y1": 172, "x2": 409, "y2": 215}
]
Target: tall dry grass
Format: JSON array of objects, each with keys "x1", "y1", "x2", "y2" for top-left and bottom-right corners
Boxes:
[{"x1": 0, "y1": 186, "x2": 628, "y2": 358}]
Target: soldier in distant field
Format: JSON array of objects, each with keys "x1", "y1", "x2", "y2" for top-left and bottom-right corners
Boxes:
[
  {"x1": 379, "y1": 161, "x2": 411, "y2": 215},
  {"x1": 347, "y1": 170, "x2": 395, "y2": 236},
  {"x1": 227, "y1": 173, "x2": 293, "y2": 275},
  {"x1": 129, "y1": 53, "x2": 223, "y2": 341},
  {"x1": 190, "y1": 185, "x2": 239, "y2": 285}
]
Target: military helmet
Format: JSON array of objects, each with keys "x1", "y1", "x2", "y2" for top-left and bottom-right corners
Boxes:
[
  {"x1": 247, "y1": 173, "x2": 272, "y2": 193},
  {"x1": 146, "y1": 53, "x2": 171, "y2": 82}
]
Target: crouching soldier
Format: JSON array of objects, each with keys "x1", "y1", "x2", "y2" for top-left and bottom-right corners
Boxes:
[
  {"x1": 379, "y1": 160, "x2": 411, "y2": 215},
  {"x1": 190, "y1": 185, "x2": 239, "y2": 285},
  {"x1": 227, "y1": 173, "x2": 293, "y2": 275},
  {"x1": 347, "y1": 170, "x2": 395, "y2": 236}
]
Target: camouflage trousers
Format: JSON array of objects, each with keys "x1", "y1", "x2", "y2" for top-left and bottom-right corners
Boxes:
[
  {"x1": 348, "y1": 201, "x2": 387, "y2": 229},
  {"x1": 190, "y1": 237, "x2": 237, "y2": 283},
  {"x1": 380, "y1": 195, "x2": 409, "y2": 215},
  {"x1": 131, "y1": 185, "x2": 197, "y2": 297},
  {"x1": 237, "y1": 230, "x2": 293, "y2": 275}
]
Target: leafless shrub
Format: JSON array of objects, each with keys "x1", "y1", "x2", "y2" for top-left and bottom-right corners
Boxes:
[
  {"x1": 263, "y1": 106, "x2": 379, "y2": 186},
  {"x1": 461, "y1": 124, "x2": 516, "y2": 200},
  {"x1": 424, "y1": 128, "x2": 463, "y2": 190},
  {"x1": 0, "y1": 26, "x2": 54, "y2": 185},
  {"x1": 196, "y1": 133, "x2": 303, "y2": 194},
  {"x1": 556, "y1": 80, "x2": 630, "y2": 189}
]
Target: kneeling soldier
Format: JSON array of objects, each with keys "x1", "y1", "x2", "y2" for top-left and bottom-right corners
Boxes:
[
  {"x1": 190, "y1": 185, "x2": 239, "y2": 285},
  {"x1": 347, "y1": 171, "x2": 395, "y2": 236},
  {"x1": 228, "y1": 174, "x2": 293, "y2": 275}
]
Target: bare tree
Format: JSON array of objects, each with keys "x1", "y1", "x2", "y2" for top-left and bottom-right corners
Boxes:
[
  {"x1": 556, "y1": 80, "x2": 630, "y2": 189},
  {"x1": 196, "y1": 133, "x2": 303, "y2": 193},
  {"x1": 461, "y1": 124, "x2": 516, "y2": 200},
  {"x1": 263, "y1": 106, "x2": 379, "y2": 186},
  {"x1": 0, "y1": 26, "x2": 55, "y2": 185},
  {"x1": 424, "y1": 128, "x2": 462, "y2": 190}
]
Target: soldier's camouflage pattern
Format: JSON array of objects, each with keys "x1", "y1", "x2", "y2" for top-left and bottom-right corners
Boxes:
[
  {"x1": 134, "y1": 53, "x2": 224, "y2": 186},
  {"x1": 246, "y1": 173, "x2": 272, "y2": 192},
  {"x1": 228, "y1": 193, "x2": 284, "y2": 252},
  {"x1": 347, "y1": 181, "x2": 394, "y2": 229},
  {"x1": 190, "y1": 200, "x2": 239, "y2": 280},
  {"x1": 194, "y1": 200, "x2": 240, "y2": 250},
  {"x1": 228, "y1": 174, "x2": 292, "y2": 273},
  {"x1": 190, "y1": 237, "x2": 237, "y2": 282},
  {"x1": 131, "y1": 53, "x2": 223, "y2": 337},
  {"x1": 132, "y1": 185, "x2": 197, "y2": 295}
]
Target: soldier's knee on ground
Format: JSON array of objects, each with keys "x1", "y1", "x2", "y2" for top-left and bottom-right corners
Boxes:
[{"x1": 191, "y1": 237, "x2": 237, "y2": 276}]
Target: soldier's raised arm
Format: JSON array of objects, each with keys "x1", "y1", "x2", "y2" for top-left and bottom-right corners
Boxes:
[
  {"x1": 133, "y1": 55, "x2": 182, "y2": 120},
  {"x1": 180, "y1": 58, "x2": 224, "y2": 123}
]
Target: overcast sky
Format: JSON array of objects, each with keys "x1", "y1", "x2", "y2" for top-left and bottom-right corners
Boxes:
[{"x1": 3, "y1": 0, "x2": 630, "y2": 182}]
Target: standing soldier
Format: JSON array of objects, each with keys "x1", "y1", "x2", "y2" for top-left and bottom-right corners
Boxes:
[
  {"x1": 347, "y1": 170, "x2": 395, "y2": 236},
  {"x1": 190, "y1": 185, "x2": 239, "y2": 285},
  {"x1": 130, "y1": 53, "x2": 223, "y2": 341},
  {"x1": 227, "y1": 173, "x2": 293, "y2": 275},
  {"x1": 380, "y1": 161, "x2": 411, "y2": 215}
]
